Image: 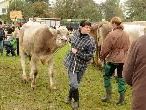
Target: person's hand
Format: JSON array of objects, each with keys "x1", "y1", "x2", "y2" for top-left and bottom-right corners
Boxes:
[{"x1": 71, "y1": 48, "x2": 78, "y2": 54}]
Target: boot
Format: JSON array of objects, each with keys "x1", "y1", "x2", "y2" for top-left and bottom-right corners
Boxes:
[
  {"x1": 117, "y1": 78, "x2": 126, "y2": 105},
  {"x1": 65, "y1": 97, "x2": 72, "y2": 104},
  {"x1": 65, "y1": 88, "x2": 73, "y2": 104},
  {"x1": 71, "y1": 89, "x2": 79, "y2": 110},
  {"x1": 71, "y1": 101, "x2": 79, "y2": 110},
  {"x1": 101, "y1": 88, "x2": 111, "y2": 102},
  {"x1": 116, "y1": 93, "x2": 125, "y2": 105}
]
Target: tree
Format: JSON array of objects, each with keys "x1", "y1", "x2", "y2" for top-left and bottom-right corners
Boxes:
[
  {"x1": 31, "y1": 1, "x2": 50, "y2": 17},
  {"x1": 54, "y1": 0, "x2": 76, "y2": 18},
  {"x1": 101, "y1": 0, "x2": 124, "y2": 21},
  {"x1": 25, "y1": 0, "x2": 48, "y2": 3},
  {"x1": 53, "y1": 0, "x2": 102, "y2": 21},
  {"x1": 125, "y1": 0, "x2": 146, "y2": 21},
  {"x1": 9, "y1": 0, "x2": 26, "y2": 11},
  {"x1": 75, "y1": 0, "x2": 102, "y2": 21},
  {"x1": 8, "y1": 0, "x2": 50, "y2": 19}
]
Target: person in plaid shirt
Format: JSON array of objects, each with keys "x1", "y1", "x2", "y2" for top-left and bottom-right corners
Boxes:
[{"x1": 64, "y1": 20, "x2": 96, "y2": 110}]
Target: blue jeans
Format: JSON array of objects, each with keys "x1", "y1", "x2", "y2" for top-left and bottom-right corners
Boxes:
[
  {"x1": 68, "y1": 70, "x2": 85, "y2": 90},
  {"x1": 0, "y1": 40, "x2": 3, "y2": 54}
]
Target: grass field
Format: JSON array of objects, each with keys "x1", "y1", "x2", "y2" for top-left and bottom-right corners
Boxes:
[{"x1": 0, "y1": 45, "x2": 132, "y2": 110}]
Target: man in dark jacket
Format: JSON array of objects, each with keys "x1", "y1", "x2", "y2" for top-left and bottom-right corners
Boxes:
[
  {"x1": 123, "y1": 30, "x2": 146, "y2": 110},
  {"x1": 0, "y1": 21, "x2": 5, "y2": 55},
  {"x1": 64, "y1": 20, "x2": 96, "y2": 110}
]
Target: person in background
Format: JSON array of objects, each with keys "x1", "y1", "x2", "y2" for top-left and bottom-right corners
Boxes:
[
  {"x1": 5, "y1": 26, "x2": 16, "y2": 56},
  {"x1": 0, "y1": 21, "x2": 5, "y2": 55},
  {"x1": 100, "y1": 16, "x2": 130, "y2": 104},
  {"x1": 64, "y1": 20, "x2": 96, "y2": 110},
  {"x1": 123, "y1": 28, "x2": 146, "y2": 110},
  {"x1": 13, "y1": 26, "x2": 20, "y2": 55}
]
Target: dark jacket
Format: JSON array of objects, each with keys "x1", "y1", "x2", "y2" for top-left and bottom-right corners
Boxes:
[
  {"x1": 64, "y1": 30, "x2": 96, "y2": 72},
  {"x1": 123, "y1": 34, "x2": 146, "y2": 110},
  {"x1": 0, "y1": 28, "x2": 5, "y2": 41}
]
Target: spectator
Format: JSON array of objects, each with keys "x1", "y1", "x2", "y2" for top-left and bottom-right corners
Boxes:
[
  {"x1": 0, "y1": 21, "x2": 5, "y2": 55},
  {"x1": 100, "y1": 16, "x2": 130, "y2": 104},
  {"x1": 64, "y1": 20, "x2": 96, "y2": 110}
]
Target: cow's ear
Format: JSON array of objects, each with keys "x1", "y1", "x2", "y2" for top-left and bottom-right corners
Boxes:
[{"x1": 57, "y1": 30, "x2": 60, "y2": 34}]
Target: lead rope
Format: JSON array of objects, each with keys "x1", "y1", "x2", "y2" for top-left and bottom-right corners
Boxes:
[{"x1": 72, "y1": 54, "x2": 76, "y2": 75}]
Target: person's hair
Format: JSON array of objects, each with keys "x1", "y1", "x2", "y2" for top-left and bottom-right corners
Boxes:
[
  {"x1": 80, "y1": 20, "x2": 91, "y2": 27},
  {"x1": 110, "y1": 16, "x2": 122, "y2": 25},
  {"x1": 0, "y1": 21, "x2": 2, "y2": 25}
]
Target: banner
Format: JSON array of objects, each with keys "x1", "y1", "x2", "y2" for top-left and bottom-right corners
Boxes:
[{"x1": 10, "y1": 11, "x2": 23, "y2": 19}]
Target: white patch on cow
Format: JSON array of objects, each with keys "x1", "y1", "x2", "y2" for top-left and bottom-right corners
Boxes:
[
  {"x1": 62, "y1": 35, "x2": 68, "y2": 41},
  {"x1": 55, "y1": 26, "x2": 68, "y2": 46}
]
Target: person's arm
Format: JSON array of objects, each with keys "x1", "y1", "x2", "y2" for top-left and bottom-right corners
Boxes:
[
  {"x1": 123, "y1": 41, "x2": 139, "y2": 86},
  {"x1": 100, "y1": 34, "x2": 112, "y2": 60}
]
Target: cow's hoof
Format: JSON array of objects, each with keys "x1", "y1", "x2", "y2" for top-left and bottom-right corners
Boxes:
[
  {"x1": 21, "y1": 79, "x2": 28, "y2": 84},
  {"x1": 32, "y1": 87, "x2": 35, "y2": 90},
  {"x1": 22, "y1": 76, "x2": 28, "y2": 83},
  {"x1": 28, "y1": 77, "x2": 33, "y2": 81},
  {"x1": 51, "y1": 86, "x2": 57, "y2": 90},
  {"x1": 31, "y1": 81, "x2": 36, "y2": 90},
  {"x1": 31, "y1": 84, "x2": 36, "y2": 90}
]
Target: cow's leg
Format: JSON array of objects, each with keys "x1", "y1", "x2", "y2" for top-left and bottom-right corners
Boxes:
[
  {"x1": 29, "y1": 56, "x2": 38, "y2": 89},
  {"x1": 20, "y1": 50, "x2": 28, "y2": 82},
  {"x1": 48, "y1": 58, "x2": 56, "y2": 90}
]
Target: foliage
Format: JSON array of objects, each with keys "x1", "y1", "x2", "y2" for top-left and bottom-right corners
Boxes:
[
  {"x1": 54, "y1": 0, "x2": 102, "y2": 22},
  {"x1": 101, "y1": 0, "x2": 124, "y2": 21},
  {"x1": 25, "y1": 0, "x2": 48, "y2": 3},
  {"x1": 31, "y1": 1, "x2": 50, "y2": 18},
  {"x1": 0, "y1": 45, "x2": 132, "y2": 110},
  {"x1": 8, "y1": 0, "x2": 50, "y2": 19},
  {"x1": 6, "y1": 0, "x2": 146, "y2": 23},
  {"x1": 125, "y1": 0, "x2": 146, "y2": 21},
  {"x1": 8, "y1": 0, "x2": 32, "y2": 19},
  {"x1": 0, "y1": 14, "x2": 11, "y2": 23}
]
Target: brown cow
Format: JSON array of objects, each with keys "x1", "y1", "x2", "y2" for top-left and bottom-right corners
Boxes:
[
  {"x1": 90, "y1": 21, "x2": 146, "y2": 65},
  {"x1": 90, "y1": 21, "x2": 112, "y2": 65},
  {"x1": 19, "y1": 22, "x2": 69, "y2": 89}
]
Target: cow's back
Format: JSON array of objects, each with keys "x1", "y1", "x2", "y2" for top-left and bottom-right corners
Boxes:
[{"x1": 21, "y1": 24, "x2": 56, "y2": 56}]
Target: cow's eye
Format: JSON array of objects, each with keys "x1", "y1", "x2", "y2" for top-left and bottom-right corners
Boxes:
[
  {"x1": 67, "y1": 32, "x2": 70, "y2": 36},
  {"x1": 57, "y1": 30, "x2": 60, "y2": 34}
]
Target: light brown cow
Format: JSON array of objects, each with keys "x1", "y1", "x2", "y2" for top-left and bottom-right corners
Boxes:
[
  {"x1": 90, "y1": 21, "x2": 112, "y2": 65},
  {"x1": 19, "y1": 22, "x2": 69, "y2": 89}
]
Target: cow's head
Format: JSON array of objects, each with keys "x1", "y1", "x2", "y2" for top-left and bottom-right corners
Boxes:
[{"x1": 55, "y1": 26, "x2": 69, "y2": 47}]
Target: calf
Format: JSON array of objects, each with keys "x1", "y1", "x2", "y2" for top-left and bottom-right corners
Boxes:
[{"x1": 19, "y1": 22, "x2": 68, "y2": 89}]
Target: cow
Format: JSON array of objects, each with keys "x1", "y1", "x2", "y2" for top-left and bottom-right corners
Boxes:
[
  {"x1": 19, "y1": 22, "x2": 69, "y2": 89},
  {"x1": 90, "y1": 21, "x2": 112, "y2": 65},
  {"x1": 90, "y1": 21, "x2": 146, "y2": 66}
]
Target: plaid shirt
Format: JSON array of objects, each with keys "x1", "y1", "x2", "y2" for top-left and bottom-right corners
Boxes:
[{"x1": 64, "y1": 30, "x2": 96, "y2": 72}]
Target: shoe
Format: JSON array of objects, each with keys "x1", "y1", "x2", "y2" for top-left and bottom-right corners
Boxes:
[
  {"x1": 71, "y1": 101, "x2": 79, "y2": 110},
  {"x1": 101, "y1": 88, "x2": 111, "y2": 102},
  {"x1": 116, "y1": 93, "x2": 125, "y2": 105},
  {"x1": 65, "y1": 97, "x2": 72, "y2": 104}
]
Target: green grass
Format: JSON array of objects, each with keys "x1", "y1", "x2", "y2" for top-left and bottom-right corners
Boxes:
[{"x1": 0, "y1": 45, "x2": 132, "y2": 110}]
